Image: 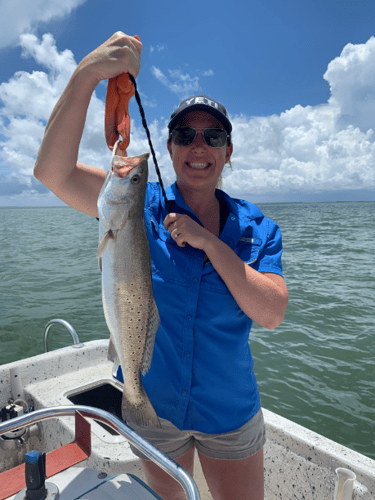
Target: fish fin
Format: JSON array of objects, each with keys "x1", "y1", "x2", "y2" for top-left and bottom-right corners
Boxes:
[
  {"x1": 107, "y1": 336, "x2": 118, "y2": 362},
  {"x1": 108, "y1": 337, "x2": 123, "y2": 381},
  {"x1": 121, "y1": 388, "x2": 161, "y2": 428},
  {"x1": 141, "y1": 299, "x2": 160, "y2": 376},
  {"x1": 96, "y1": 230, "x2": 115, "y2": 258}
]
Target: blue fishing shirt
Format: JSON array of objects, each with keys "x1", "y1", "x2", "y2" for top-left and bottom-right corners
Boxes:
[{"x1": 126, "y1": 181, "x2": 284, "y2": 434}]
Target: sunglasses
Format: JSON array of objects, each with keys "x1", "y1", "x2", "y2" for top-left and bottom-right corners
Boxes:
[{"x1": 170, "y1": 127, "x2": 230, "y2": 148}]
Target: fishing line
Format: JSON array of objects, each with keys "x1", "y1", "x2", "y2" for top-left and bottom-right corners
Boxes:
[{"x1": 128, "y1": 73, "x2": 170, "y2": 212}]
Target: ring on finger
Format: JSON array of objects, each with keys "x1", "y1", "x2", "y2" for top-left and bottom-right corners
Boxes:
[{"x1": 173, "y1": 230, "x2": 178, "y2": 239}]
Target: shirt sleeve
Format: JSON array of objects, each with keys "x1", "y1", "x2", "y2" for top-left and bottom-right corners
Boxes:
[{"x1": 254, "y1": 219, "x2": 283, "y2": 276}]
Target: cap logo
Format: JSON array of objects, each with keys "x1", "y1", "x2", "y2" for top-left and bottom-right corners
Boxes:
[
  {"x1": 194, "y1": 97, "x2": 206, "y2": 105},
  {"x1": 181, "y1": 96, "x2": 225, "y2": 115}
]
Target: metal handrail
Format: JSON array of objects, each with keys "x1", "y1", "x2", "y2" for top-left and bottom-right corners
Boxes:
[
  {"x1": 0, "y1": 405, "x2": 201, "y2": 500},
  {"x1": 44, "y1": 319, "x2": 82, "y2": 352}
]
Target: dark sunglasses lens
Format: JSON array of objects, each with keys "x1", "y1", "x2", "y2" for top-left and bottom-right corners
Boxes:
[
  {"x1": 172, "y1": 127, "x2": 196, "y2": 146},
  {"x1": 172, "y1": 127, "x2": 227, "y2": 147},
  {"x1": 203, "y1": 129, "x2": 227, "y2": 148}
]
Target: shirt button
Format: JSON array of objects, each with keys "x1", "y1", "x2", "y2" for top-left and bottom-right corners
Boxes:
[
  {"x1": 186, "y1": 315, "x2": 192, "y2": 321},
  {"x1": 192, "y1": 277, "x2": 198, "y2": 284},
  {"x1": 231, "y1": 216, "x2": 235, "y2": 221},
  {"x1": 184, "y1": 351, "x2": 190, "y2": 357},
  {"x1": 181, "y1": 390, "x2": 187, "y2": 396}
]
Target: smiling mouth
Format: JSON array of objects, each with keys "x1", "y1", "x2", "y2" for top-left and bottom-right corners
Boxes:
[{"x1": 186, "y1": 162, "x2": 211, "y2": 169}]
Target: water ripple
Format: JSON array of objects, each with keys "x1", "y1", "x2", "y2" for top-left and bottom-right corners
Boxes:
[{"x1": 1, "y1": 203, "x2": 374, "y2": 460}]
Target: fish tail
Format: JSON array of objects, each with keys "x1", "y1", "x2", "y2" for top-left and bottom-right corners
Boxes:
[{"x1": 122, "y1": 388, "x2": 161, "y2": 429}]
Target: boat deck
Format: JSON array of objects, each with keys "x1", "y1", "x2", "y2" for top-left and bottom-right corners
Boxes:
[{"x1": 1, "y1": 340, "x2": 374, "y2": 499}]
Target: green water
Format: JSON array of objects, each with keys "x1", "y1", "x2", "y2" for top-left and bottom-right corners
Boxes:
[{"x1": 0, "y1": 202, "x2": 374, "y2": 459}]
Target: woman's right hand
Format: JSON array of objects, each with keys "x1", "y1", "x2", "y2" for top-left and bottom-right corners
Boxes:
[
  {"x1": 34, "y1": 32, "x2": 142, "y2": 217},
  {"x1": 78, "y1": 32, "x2": 142, "y2": 85}
]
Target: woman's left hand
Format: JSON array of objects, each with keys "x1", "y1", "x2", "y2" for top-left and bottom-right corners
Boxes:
[
  {"x1": 164, "y1": 213, "x2": 288, "y2": 329},
  {"x1": 164, "y1": 213, "x2": 214, "y2": 250}
]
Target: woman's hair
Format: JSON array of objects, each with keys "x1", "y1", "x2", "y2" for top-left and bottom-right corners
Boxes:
[
  {"x1": 167, "y1": 121, "x2": 233, "y2": 189},
  {"x1": 216, "y1": 159, "x2": 233, "y2": 190}
]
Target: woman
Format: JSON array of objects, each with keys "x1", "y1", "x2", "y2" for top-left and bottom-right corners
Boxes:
[{"x1": 34, "y1": 32, "x2": 288, "y2": 500}]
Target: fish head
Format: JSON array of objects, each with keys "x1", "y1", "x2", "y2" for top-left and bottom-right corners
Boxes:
[{"x1": 98, "y1": 152, "x2": 150, "y2": 228}]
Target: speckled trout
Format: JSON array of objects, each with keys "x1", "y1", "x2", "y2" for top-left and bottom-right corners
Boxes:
[{"x1": 96, "y1": 151, "x2": 161, "y2": 428}]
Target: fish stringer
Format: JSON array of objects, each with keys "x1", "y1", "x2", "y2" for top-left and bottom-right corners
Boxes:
[{"x1": 104, "y1": 41, "x2": 169, "y2": 212}]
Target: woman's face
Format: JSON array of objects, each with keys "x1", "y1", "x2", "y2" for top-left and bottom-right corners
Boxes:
[{"x1": 167, "y1": 110, "x2": 233, "y2": 193}]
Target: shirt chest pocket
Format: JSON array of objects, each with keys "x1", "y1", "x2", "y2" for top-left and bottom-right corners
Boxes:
[
  {"x1": 236, "y1": 236, "x2": 263, "y2": 267},
  {"x1": 147, "y1": 218, "x2": 189, "y2": 284},
  {"x1": 200, "y1": 234, "x2": 263, "y2": 294}
]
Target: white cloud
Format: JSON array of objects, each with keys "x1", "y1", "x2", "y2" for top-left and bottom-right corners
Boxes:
[
  {"x1": 150, "y1": 66, "x2": 213, "y2": 96},
  {"x1": 224, "y1": 106, "x2": 375, "y2": 196},
  {"x1": 222, "y1": 37, "x2": 375, "y2": 198},
  {"x1": 0, "y1": 34, "x2": 79, "y2": 187},
  {"x1": 139, "y1": 92, "x2": 157, "y2": 108},
  {"x1": 0, "y1": 34, "x2": 77, "y2": 123},
  {"x1": 151, "y1": 66, "x2": 200, "y2": 97},
  {"x1": 0, "y1": 33, "x2": 172, "y2": 205},
  {"x1": 150, "y1": 44, "x2": 167, "y2": 54},
  {"x1": 0, "y1": 0, "x2": 87, "y2": 49},
  {"x1": 323, "y1": 36, "x2": 375, "y2": 132},
  {"x1": 2, "y1": 34, "x2": 375, "y2": 205},
  {"x1": 0, "y1": 33, "x2": 108, "y2": 202}
]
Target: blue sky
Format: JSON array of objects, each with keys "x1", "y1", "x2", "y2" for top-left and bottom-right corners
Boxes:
[{"x1": 1, "y1": 0, "x2": 375, "y2": 206}]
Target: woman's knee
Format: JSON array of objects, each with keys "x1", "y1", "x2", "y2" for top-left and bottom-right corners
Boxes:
[{"x1": 141, "y1": 446, "x2": 195, "y2": 500}]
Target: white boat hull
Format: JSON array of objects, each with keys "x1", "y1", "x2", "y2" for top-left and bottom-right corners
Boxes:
[{"x1": 0, "y1": 340, "x2": 374, "y2": 499}]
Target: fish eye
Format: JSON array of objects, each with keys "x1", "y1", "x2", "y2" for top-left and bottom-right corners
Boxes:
[{"x1": 131, "y1": 175, "x2": 140, "y2": 185}]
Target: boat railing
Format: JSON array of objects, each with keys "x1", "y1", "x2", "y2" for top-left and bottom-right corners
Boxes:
[
  {"x1": 44, "y1": 319, "x2": 83, "y2": 352},
  {"x1": 0, "y1": 404, "x2": 201, "y2": 500}
]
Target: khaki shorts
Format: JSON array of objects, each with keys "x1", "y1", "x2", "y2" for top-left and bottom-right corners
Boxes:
[{"x1": 128, "y1": 408, "x2": 266, "y2": 461}]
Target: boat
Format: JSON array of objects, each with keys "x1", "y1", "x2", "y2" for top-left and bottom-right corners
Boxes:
[{"x1": 0, "y1": 319, "x2": 374, "y2": 499}]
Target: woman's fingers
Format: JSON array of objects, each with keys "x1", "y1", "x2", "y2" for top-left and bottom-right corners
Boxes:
[{"x1": 79, "y1": 32, "x2": 143, "y2": 82}]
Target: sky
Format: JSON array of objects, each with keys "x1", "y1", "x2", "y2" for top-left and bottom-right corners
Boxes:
[{"x1": 1, "y1": 0, "x2": 375, "y2": 206}]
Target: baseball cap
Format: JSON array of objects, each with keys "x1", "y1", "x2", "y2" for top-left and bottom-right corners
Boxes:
[{"x1": 168, "y1": 94, "x2": 232, "y2": 134}]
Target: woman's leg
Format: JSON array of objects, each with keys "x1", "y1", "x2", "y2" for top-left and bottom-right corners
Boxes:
[
  {"x1": 141, "y1": 445, "x2": 195, "y2": 500},
  {"x1": 197, "y1": 448, "x2": 264, "y2": 500}
]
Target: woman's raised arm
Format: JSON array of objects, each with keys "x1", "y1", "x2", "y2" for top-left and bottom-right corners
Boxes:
[{"x1": 34, "y1": 32, "x2": 142, "y2": 217}]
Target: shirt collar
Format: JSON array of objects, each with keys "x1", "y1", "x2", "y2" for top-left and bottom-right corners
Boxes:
[
  {"x1": 215, "y1": 188, "x2": 264, "y2": 220},
  {"x1": 165, "y1": 182, "x2": 200, "y2": 219},
  {"x1": 165, "y1": 182, "x2": 182, "y2": 204},
  {"x1": 164, "y1": 182, "x2": 265, "y2": 232}
]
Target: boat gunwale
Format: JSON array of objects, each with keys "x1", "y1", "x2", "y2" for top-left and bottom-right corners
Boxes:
[{"x1": 1, "y1": 339, "x2": 374, "y2": 498}]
